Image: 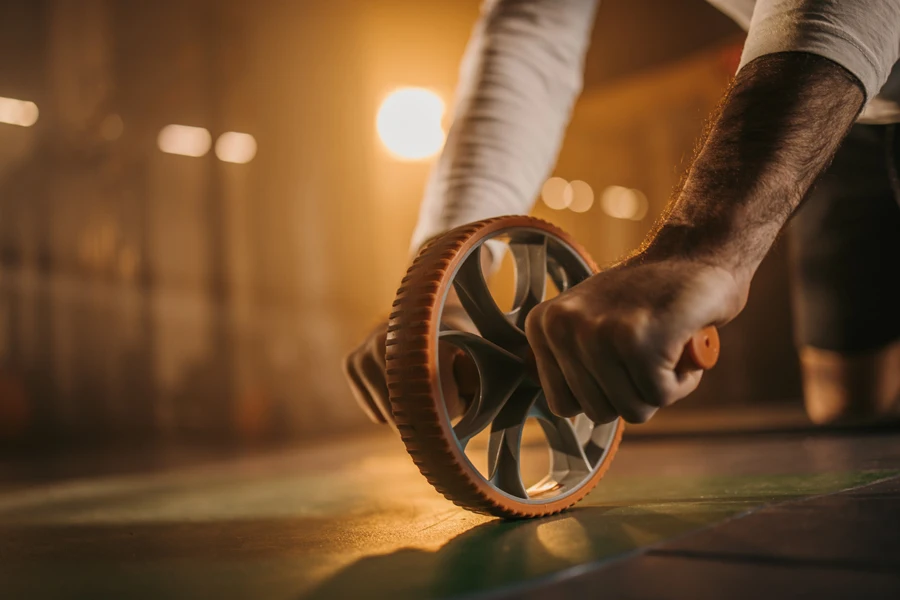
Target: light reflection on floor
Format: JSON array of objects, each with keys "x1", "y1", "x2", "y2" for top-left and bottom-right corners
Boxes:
[{"x1": 1, "y1": 430, "x2": 898, "y2": 599}]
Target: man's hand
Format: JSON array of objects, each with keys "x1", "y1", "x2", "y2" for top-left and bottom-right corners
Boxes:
[
  {"x1": 526, "y1": 257, "x2": 744, "y2": 424},
  {"x1": 343, "y1": 301, "x2": 476, "y2": 426}
]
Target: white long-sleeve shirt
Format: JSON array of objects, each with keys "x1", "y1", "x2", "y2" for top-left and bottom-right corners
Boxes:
[{"x1": 411, "y1": 0, "x2": 900, "y2": 256}]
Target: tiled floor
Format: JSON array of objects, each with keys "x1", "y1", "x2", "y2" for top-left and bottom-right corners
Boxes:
[
  {"x1": 508, "y1": 476, "x2": 900, "y2": 600},
  {"x1": 0, "y1": 429, "x2": 898, "y2": 599}
]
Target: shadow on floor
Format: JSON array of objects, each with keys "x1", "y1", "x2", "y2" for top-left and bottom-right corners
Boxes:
[{"x1": 300, "y1": 503, "x2": 727, "y2": 600}]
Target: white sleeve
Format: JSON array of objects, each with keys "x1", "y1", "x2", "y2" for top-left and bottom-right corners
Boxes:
[
  {"x1": 410, "y1": 0, "x2": 600, "y2": 257},
  {"x1": 740, "y1": 0, "x2": 900, "y2": 100}
]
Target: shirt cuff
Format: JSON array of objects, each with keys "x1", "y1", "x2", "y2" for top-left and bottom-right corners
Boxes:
[{"x1": 739, "y1": 10, "x2": 877, "y2": 99}]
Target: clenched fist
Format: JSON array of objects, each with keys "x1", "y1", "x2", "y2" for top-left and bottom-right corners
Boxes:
[{"x1": 525, "y1": 257, "x2": 744, "y2": 424}]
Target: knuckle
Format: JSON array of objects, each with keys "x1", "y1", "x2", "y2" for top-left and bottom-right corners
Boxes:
[
  {"x1": 589, "y1": 318, "x2": 621, "y2": 350},
  {"x1": 582, "y1": 401, "x2": 615, "y2": 424},
  {"x1": 541, "y1": 304, "x2": 577, "y2": 344},
  {"x1": 620, "y1": 403, "x2": 656, "y2": 424},
  {"x1": 536, "y1": 375, "x2": 562, "y2": 411},
  {"x1": 545, "y1": 325, "x2": 568, "y2": 348},
  {"x1": 639, "y1": 375, "x2": 669, "y2": 408},
  {"x1": 656, "y1": 390, "x2": 681, "y2": 408},
  {"x1": 596, "y1": 314, "x2": 643, "y2": 355},
  {"x1": 581, "y1": 319, "x2": 608, "y2": 351},
  {"x1": 546, "y1": 393, "x2": 578, "y2": 418},
  {"x1": 559, "y1": 405, "x2": 583, "y2": 419},
  {"x1": 662, "y1": 374, "x2": 701, "y2": 407},
  {"x1": 541, "y1": 301, "x2": 572, "y2": 326},
  {"x1": 543, "y1": 392, "x2": 562, "y2": 414},
  {"x1": 524, "y1": 305, "x2": 544, "y2": 338},
  {"x1": 647, "y1": 392, "x2": 669, "y2": 409}
]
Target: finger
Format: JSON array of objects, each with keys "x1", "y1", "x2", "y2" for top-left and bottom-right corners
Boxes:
[
  {"x1": 546, "y1": 331, "x2": 618, "y2": 424},
  {"x1": 578, "y1": 326, "x2": 658, "y2": 423},
  {"x1": 527, "y1": 324, "x2": 583, "y2": 418},
  {"x1": 621, "y1": 335, "x2": 705, "y2": 409},
  {"x1": 343, "y1": 352, "x2": 386, "y2": 424},
  {"x1": 665, "y1": 364, "x2": 704, "y2": 405},
  {"x1": 568, "y1": 356, "x2": 619, "y2": 424},
  {"x1": 589, "y1": 341, "x2": 658, "y2": 424},
  {"x1": 357, "y1": 351, "x2": 392, "y2": 423}
]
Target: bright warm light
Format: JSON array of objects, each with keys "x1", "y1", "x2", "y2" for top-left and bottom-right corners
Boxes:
[
  {"x1": 157, "y1": 124, "x2": 211, "y2": 157},
  {"x1": 600, "y1": 185, "x2": 649, "y2": 220},
  {"x1": 376, "y1": 88, "x2": 445, "y2": 161},
  {"x1": 541, "y1": 177, "x2": 571, "y2": 210},
  {"x1": 216, "y1": 131, "x2": 257, "y2": 164},
  {"x1": 568, "y1": 180, "x2": 594, "y2": 213},
  {"x1": 0, "y1": 97, "x2": 39, "y2": 127}
]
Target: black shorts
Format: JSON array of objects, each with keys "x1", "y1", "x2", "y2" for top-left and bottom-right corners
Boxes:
[{"x1": 789, "y1": 123, "x2": 900, "y2": 353}]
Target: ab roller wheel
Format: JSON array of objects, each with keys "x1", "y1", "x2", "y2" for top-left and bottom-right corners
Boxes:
[{"x1": 385, "y1": 216, "x2": 719, "y2": 519}]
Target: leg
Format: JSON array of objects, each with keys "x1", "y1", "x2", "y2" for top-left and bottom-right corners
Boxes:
[
  {"x1": 789, "y1": 124, "x2": 900, "y2": 425},
  {"x1": 798, "y1": 342, "x2": 900, "y2": 424}
]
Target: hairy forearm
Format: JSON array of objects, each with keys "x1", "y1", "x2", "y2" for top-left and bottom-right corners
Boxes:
[{"x1": 641, "y1": 52, "x2": 865, "y2": 290}]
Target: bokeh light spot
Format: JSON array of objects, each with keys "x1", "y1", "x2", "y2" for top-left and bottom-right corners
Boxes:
[
  {"x1": 600, "y1": 185, "x2": 649, "y2": 220},
  {"x1": 541, "y1": 177, "x2": 571, "y2": 210},
  {"x1": 158, "y1": 124, "x2": 211, "y2": 157},
  {"x1": 0, "y1": 97, "x2": 39, "y2": 127},
  {"x1": 567, "y1": 180, "x2": 594, "y2": 213},
  {"x1": 216, "y1": 131, "x2": 258, "y2": 164},
  {"x1": 376, "y1": 88, "x2": 446, "y2": 161}
]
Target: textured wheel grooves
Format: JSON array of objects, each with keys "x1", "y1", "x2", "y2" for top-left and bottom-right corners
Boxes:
[{"x1": 385, "y1": 216, "x2": 624, "y2": 519}]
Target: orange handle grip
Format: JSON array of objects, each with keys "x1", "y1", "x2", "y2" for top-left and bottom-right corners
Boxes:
[{"x1": 681, "y1": 325, "x2": 720, "y2": 370}]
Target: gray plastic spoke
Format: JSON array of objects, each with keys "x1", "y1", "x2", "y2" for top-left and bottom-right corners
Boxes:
[
  {"x1": 547, "y1": 256, "x2": 571, "y2": 294},
  {"x1": 440, "y1": 331, "x2": 525, "y2": 445},
  {"x1": 573, "y1": 415, "x2": 593, "y2": 445},
  {"x1": 439, "y1": 330, "x2": 522, "y2": 365},
  {"x1": 531, "y1": 396, "x2": 593, "y2": 478},
  {"x1": 487, "y1": 386, "x2": 541, "y2": 499},
  {"x1": 453, "y1": 250, "x2": 526, "y2": 347},
  {"x1": 546, "y1": 238, "x2": 592, "y2": 292},
  {"x1": 585, "y1": 420, "x2": 617, "y2": 465},
  {"x1": 507, "y1": 237, "x2": 547, "y2": 329},
  {"x1": 584, "y1": 437, "x2": 608, "y2": 465}
]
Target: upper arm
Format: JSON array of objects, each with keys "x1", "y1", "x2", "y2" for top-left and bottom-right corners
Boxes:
[
  {"x1": 465, "y1": 0, "x2": 600, "y2": 108},
  {"x1": 410, "y1": 0, "x2": 601, "y2": 256}
]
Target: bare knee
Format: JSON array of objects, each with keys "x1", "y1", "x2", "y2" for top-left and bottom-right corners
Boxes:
[{"x1": 799, "y1": 340, "x2": 900, "y2": 425}]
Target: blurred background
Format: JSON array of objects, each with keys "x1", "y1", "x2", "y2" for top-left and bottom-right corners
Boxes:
[{"x1": 0, "y1": 0, "x2": 804, "y2": 453}]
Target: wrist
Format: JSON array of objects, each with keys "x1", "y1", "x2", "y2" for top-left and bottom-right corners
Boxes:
[
  {"x1": 609, "y1": 246, "x2": 749, "y2": 325},
  {"x1": 638, "y1": 222, "x2": 756, "y2": 295}
]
